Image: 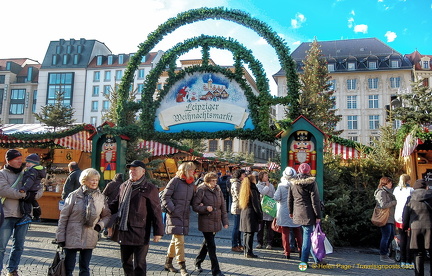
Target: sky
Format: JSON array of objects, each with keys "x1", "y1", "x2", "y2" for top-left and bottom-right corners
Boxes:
[{"x1": 2, "y1": 0, "x2": 431, "y2": 95}]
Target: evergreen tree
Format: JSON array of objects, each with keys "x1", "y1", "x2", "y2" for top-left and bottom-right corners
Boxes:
[
  {"x1": 34, "y1": 91, "x2": 76, "y2": 131},
  {"x1": 393, "y1": 79, "x2": 432, "y2": 126},
  {"x1": 299, "y1": 38, "x2": 342, "y2": 135},
  {"x1": 178, "y1": 139, "x2": 207, "y2": 153},
  {"x1": 102, "y1": 85, "x2": 137, "y2": 125}
]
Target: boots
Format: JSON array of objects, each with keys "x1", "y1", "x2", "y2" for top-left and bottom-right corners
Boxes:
[
  {"x1": 164, "y1": 257, "x2": 179, "y2": 273},
  {"x1": 179, "y1": 261, "x2": 189, "y2": 276}
]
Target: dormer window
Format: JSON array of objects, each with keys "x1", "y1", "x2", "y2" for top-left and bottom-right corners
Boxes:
[
  {"x1": 390, "y1": 60, "x2": 399, "y2": 68},
  {"x1": 96, "y1": 56, "x2": 103, "y2": 66},
  {"x1": 327, "y1": 63, "x2": 335, "y2": 72},
  {"x1": 107, "y1": 55, "x2": 113, "y2": 65},
  {"x1": 118, "y1": 54, "x2": 124, "y2": 64},
  {"x1": 348, "y1": 62, "x2": 356, "y2": 70},
  {"x1": 368, "y1": 61, "x2": 377, "y2": 69},
  {"x1": 423, "y1": 61, "x2": 430, "y2": 69}
]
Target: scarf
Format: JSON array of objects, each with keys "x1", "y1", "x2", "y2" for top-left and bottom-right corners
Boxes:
[
  {"x1": 181, "y1": 174, "x2": 195, "y2": 184},
  {"x1": 82, "y1": 185, "x2": 98, "y2": 226},
  {"x1": 118, "y1": 175, "x2": 145, "y2": 231},
  {"x1": 5, "y1": 164, "x2": 23, "y2": 174}
]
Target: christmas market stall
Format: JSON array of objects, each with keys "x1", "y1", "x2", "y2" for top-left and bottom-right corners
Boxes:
[{"x1": 0, "y1": 124, "x2": 95, "y2": 219}]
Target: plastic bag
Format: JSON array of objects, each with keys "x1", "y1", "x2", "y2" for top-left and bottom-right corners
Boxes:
[
  {"x1": 261, "y1": 195, "x2": 277, "y2": 217},
  {"x1": 311, "y1": 223, "x2": 326, "y2": 261}
]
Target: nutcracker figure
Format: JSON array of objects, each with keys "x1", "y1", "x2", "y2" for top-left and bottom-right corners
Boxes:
[
  {"x1": 288, "y1": 130, "x2": 317, "y2": 176},
  {"x1": 100, "y1": 135, "x2": 117, "y2": 181}
]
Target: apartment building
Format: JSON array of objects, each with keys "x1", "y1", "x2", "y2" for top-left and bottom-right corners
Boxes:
[
  {"x1": 273, "y1": 38, "x2": 413, "y2": 145},
  {"x1": 405, "y1": 50, "x2": 432, "y2": 87},
  {"x1": 0, "y1": 58, "x2": 40, "y2": 124}
]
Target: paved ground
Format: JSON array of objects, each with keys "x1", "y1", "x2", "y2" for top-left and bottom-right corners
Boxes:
[{"x1": 1, "y1": 212, "x2": 427, "y2": 275}]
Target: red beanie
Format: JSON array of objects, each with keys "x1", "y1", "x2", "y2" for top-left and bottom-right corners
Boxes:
[{"x1": 298, "y1": 163, "x2": 311, "y2": 174}]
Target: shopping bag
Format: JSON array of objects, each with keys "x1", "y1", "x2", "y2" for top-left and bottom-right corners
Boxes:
[
  {"x1": 324, "y1": 236, "x2": 333, "y2": 254},
  {"x1": 47, "y1": 248, "x2": 66, "y2": 276},
  {"x1": 371, "y1": 206, "x2": 390, "y2": 227},
  {"x1": 261, "y1": 195, "x2": 277, "y2": 217},
  {"x1": 271, "y1": 218, "x2": 283, "y2": 233},
  {"x1": 311, "y1": 223, "x2": 326, "y2": 261}
]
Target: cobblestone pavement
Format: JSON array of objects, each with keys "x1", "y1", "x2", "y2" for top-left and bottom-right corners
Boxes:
[{"x1": 1, "y1": 212, "x2": 427, "y2": 275}]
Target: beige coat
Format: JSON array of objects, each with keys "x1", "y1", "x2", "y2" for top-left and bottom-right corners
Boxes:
[{"x1": 56, "y1": 186, "x2": 110, "y2": 249}]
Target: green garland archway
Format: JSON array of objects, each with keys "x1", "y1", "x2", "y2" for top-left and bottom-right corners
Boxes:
[{"x1": 116, "y1": 7, "x2": 300, "y2": 140}]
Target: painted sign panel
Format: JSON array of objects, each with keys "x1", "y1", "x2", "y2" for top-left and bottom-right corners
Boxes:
[{"x1": 154, "y1": 72, "x2": 255, "y2": 132}]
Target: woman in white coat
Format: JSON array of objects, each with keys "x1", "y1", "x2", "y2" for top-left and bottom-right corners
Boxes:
[
  {"x1": 56, "y1": 168, "x2": 111, "y2": 276},
  {"x1": 273, "y1": 167, "x2": 302, "y2": 259}
]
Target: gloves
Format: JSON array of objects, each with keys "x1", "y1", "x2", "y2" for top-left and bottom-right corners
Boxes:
[
  {"x1": 94, "y1": 224, "x2": 102, "y2": 232},
  {"x1": 57, "y1": 242, "x2": 66, "y2": 247}
]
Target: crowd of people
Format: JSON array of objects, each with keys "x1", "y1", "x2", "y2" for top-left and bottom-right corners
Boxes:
[{"x1": 1, "y1": 147, "x2": 431, "y2": 276}]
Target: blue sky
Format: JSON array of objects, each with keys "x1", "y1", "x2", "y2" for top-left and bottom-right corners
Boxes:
[{"x1": 2, "y1": 0, "x2": 430, "y2": 94}]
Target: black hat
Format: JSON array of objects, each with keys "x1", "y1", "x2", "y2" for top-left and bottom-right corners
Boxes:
[
  {"x1": 126, "y1": 160, "x2": 146, "y2": 169},
  {"x1": 25, "y1": 153, "x2": 40, "y2": 165},
  {"x1": 5, "y1": 149, "x2": 22, "y2": 161},
  {"x1": 413, "y1": 179, "x2": 427, "y2": 190}
]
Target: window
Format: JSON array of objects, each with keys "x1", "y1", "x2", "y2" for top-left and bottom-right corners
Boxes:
[
  {"x1": 137, "y1": 84, "x2": 144, "y2": 92},
  {"x1": 330, "y1": 96, "x2": 336, "y2": 109},
  {"x1": 115, "y1": 70, "x2": 122, "y2": 81},
  {"x1": 93, "y1": 71, "x2": 100, "y2": 82},
  {"x1": 347, "y1": 79, "x2": 356, "y2": 90},
  {"x1": 390, "y1": 77, "x2": 400, "y2": 88},
  {"x1": 347, "y1": 115, "x2": 358, "y2": 130},
  {"x1": 96, "y1": 56, "x2": 103, "y2": 66},
  {"x1": 327, "y1": 64, "x2": 335, "y2": 72},
  {"x1": 92, "y1": 86, "x2": 99, "y2": 96},
  {"x1": 328, "y1": 80, "x2": 336, "y2": 91},
  {"x1": 368, "y1": 61, "x2": 377, "y2": 69},
  {"x1": 223, "y1": 140, "x2": 233, "y2": 151},
  {"x1": 9, "y1": 104, "x2": 24, "y2": 114},
  {"x1": 209, "y1": 140, "x2": 218, "y2": 152},
  {"x1": 103, "y1": 85, "x2": 111, "y2": 95},
  {"x1": 347, "y1": 62, "x2": 356, "y2": 70},
  {"x1": 77, "y1": 45, "x2": 83, "y2": 54},
  {"x1": 0, "y1": 89, "x2": 3, "y2": 113},
  {"x1": 369, "y1": 115, "x2": 380, "y2": 129},
  {"x1": 347, "y1": 95, "x2": 357, "y2": 109},
  {"x1": 0, "y1": 75, "x2": 5, "y2": 84},
  {"x1": 368, "y1": 95, "x2": 379, "y2": 108},
  {"x1": 369, "y1": 136, "x2": 378, "y2": 146},
  {"x1": 91, "y1": 101, "x2": 98, "y2": 112},
  {"x1": 423, "y1": 78, "x2": 429, "y2": 87},
  {"x1": 423, "y1": 61, "x2": 430, "y2": 69},
  {"x1": 118, "y1": 54, "x2": 124, "y2": 64},
  {"x1": 102, "y1": 100, "x2": 110, "y2": 111},
  {"x1": 9, "y1": 118, "x2": 23, "y2": 124},
  {"x1": 11, "y1": 89, "x2": 25, "y2": 100},
  {"x1": 104, "y1": 71, "x2": 111, "y2": 81},
  {"x1": 47, "y1": 73, "x2": 73, "y2": 106},
  {"x1": 348, "y1": 136, "x2": 358, "y2": 141},
  {"x1": 66, "y1": 45, "x2": 72, "y2": 54},
  {"x1": 107, "y1": 55, "x2": 113, "y2": 65},
  {"x1": 52, "y1": 55, "x2": 58, "y2": 65},
  {"x1": 390, "y1": 60, "x2": 399, "y2": 68},
  {"x1": 73, "y1": 54, "x2": 79, "y2": 65},
  {"x1": 90, "y1": 117, "x2": 97, "y2": 126},
  {"x1": 32, "y1": 90, "x2": 37, "y2": 113},
  {"x1": 138, "y1": 69, "x2": 145, "y2": 79},
  {"x1": 62, "y1": 54, "x2": 69, "y2": 64},
  {"x1": 368, "y1": 78, "x2": 378, "y2": 89},
  {"x1": 157, "y1": 83, "x2": 163, "y2": 90}
]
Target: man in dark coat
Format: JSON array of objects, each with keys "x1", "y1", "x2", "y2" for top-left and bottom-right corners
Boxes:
[
  {"x1": 61, "y1": 161, "x2": 82, "y2": 200},
  {"x1": 110, "y1": 160, "x2": 164, "y2": 275}
]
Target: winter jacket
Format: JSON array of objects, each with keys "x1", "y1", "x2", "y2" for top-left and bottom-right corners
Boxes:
[
  {"x1": 162, "y1": 176, "x2": 195, "y2": 235},
  {"x1": 273, "y1": 179, "x2": 300, "y2": 228},
  {"x1": 239, "y1": 183, "x2": 263, "y2": 233},
  {"x1": 288, "y1": 174, "x2": 321, "y2": 226},
  {"x1": 374, "y1": 186, "x2": 396, "y2": 224},
  {"x1": 230, "y1": 177, "x2": 242, "y2": 215},
  {"x1": 21, "y1": 165, "x2": 46, "y2": 193},
  {"x1": 256, "y1": 180, "x2": 276, "y2": 221},
  {"x1": 56, "y1": 186, "x2": 111, "y2": 249},
  {"x1": 0, "y1": 167, "x2": 40, "y2": 218},
  {"x1": 110, "y1": 177, "x2": 164, "y2": 245},
  {"x1": 403, "y1": 189, "x2": 432, "y2": 249},
  {"x1": 393, "y1": 185, "x2": 413, "y2": 224},
  {"x1": 62, "y1": 168, "x2": 82, "y2": 200},
  {"x1": 192, "y1": 183, "x2": 229, "y2": 233},
  {"x1": 102, "y1": 178, "x2": 123, "y2": 205}
]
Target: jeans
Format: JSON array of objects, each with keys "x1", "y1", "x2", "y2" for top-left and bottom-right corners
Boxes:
[
  {"x1": 300, "y1": 225, "x2": 314, "y2": 263},
  {"x1": 231, "y1": 214, "x2": 242, "y2": 247},
  {"x1": 167, "y1": 234, "x2": 185, "y2": 262},
  {"x1": 380, "y1": 223, "x2": 394, "y2": 255},
  {"x1": 120, "y1": 244, "x2": 149, "y2": 276},
  {"x1": 0, "y1": 217, "x2": 29, "y2": 272},
  {"x1": 64, "y1": 248, "x2": 93, "y2": 276},
  {"x1": 195, "y1": 232, "x2": 221, "y2": 275}
]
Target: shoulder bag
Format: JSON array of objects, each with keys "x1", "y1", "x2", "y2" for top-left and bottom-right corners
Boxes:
[
  {"x1": 371, "y1": 206, "x2": 390, "y2": 227},
  {"x1": 47, "y1": 246, "x2": 66, "y2": 276}
]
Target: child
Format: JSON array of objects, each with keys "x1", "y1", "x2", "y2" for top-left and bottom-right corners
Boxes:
[{"x1": 16, "y1": 153, "x2": 46, "y2": 225}]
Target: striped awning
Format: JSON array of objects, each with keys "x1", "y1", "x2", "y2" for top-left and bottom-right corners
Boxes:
[
  {"x1": 137, "y1": 140, "x2": 180, "y2": 156},
  {"x1": 54, "y1": 131, "x2": 92, "y2": 152},
  {"x1": 331, "y1": 142, "x2": 359, "y2": 159}
]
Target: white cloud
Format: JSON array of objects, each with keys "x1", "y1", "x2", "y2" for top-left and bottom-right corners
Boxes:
[
  {"x1": 292, "y1": 41, "x2": 301, "y2": 47},
  {"x1": 291, "y1": 13, "x2": 306, "y2": 29},
  {"x1": 256, "y1": 37, "x2": 268, "y2": 45},
  {"x1": 384, "y1": 31, "x2": 397, "y2": 42},
  {"x1": 348, "y1": 17, "x2": 355, "y2": 28},
  {"x1": 354, "y1": 24, "x2": 368, "y2": 34},
  {"x1": 350, "y1": 10, "x2": 355, "y2": 16}
]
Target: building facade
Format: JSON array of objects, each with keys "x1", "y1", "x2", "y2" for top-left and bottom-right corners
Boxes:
[
  {"x1": 273, "y1": 38, "x2": 413, "y2": 145},
  {"x1": 405, "y1": 50, "x2": 432, "y2": 87}
]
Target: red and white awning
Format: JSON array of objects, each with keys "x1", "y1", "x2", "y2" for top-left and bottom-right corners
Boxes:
[
  {"x1": 137, "y1": 140, "x2": 180, "y2": 156},
  {"x1": 54, "y1": 131, "x2": 92, "y2": 152},
  {"x1": 331, "y1": 142, "x2": 359, "y2": 159}
]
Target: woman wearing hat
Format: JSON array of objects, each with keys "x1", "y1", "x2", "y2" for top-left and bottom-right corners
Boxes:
[
  {"x1": 288, "y1": 163, "x2": 322, "y2": 265},
  {"x1": 403, "y1": 179, "x2": 432, "y2": 276},
  {"x1": 274, "y1": 167, "x2": 302, "y2": 259}
]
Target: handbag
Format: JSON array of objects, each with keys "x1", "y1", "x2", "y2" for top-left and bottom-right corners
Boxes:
[
  {"x1": 47, "y1": 247, "x2": 66, "y2": 276},
  {"x1": 261, "y1": 195, "x2": 277, "y2": 218},
  {"x1": 371, "y1": 206, "x2": 390, "y2": 227},
  {"x1": 311, "y1": 222, "x2": 326, "y2": 262},
  {"x1": 271, "y1": 218, "x2": 283, "y2": 233}
]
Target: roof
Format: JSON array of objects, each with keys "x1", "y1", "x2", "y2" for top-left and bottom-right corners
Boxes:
[
  {"x1": 87, "y1": 52, "x2": 160, "y2": 68},
  {"x1": 405, "y1": 50, "x2": 432, "y2": 70}
]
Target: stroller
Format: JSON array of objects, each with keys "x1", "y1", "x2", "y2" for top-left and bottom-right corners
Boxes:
[{"x1": 388, "y1": 234, "x2": 401, "y2": 262}]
